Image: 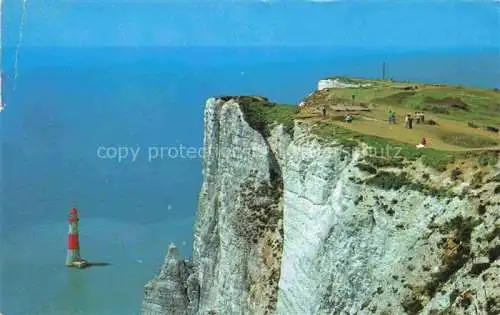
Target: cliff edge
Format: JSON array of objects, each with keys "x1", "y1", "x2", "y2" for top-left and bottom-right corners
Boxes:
[{"x1": 142, "y1": 82, "x2": 499, "y2": 315}]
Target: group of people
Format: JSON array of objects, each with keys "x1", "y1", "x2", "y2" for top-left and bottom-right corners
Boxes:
[
  {"x1": 388, "y1": 110, "x2": 425, "y2": 129},
  {"x1": 414, "y1": 111, "x2": 425, "y2": 124},
  {"x1": 404, "y1": 114, "x2": 414, "y2": 129},
  {"x1": 404, "y1": 112, "x2": 425, "y2": 129}
]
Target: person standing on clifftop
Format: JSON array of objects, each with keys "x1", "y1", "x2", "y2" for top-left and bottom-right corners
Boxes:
[
  {"x1": 388, "y1": 110, "x2": 396, "y2": 124},
  {"x1": 322, "y1": 105, "x2": 326, "y2": 118}
]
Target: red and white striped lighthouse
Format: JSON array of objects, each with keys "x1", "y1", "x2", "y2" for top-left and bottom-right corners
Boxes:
[{"x1": 66, "y1": 208, "x2": 82, "y2": 266}]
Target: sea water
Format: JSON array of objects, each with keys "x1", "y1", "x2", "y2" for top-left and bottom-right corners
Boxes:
[{"x1": 1, "y1": 47, "x2": 498, "y2": 314}]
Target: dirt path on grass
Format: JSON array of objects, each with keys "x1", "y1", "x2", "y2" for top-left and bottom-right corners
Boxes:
[{"x1": 297, "y1": 108, "x2": 500, "y2": 152}]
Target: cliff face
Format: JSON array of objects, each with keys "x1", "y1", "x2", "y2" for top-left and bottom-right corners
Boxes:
[{"x1": 142, "y1": 97, "x2": 500, "y2": 315}]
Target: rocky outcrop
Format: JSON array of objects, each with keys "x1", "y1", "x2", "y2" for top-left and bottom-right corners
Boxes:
[
  {"x1": 142, "y1": 244, "x2": 198, "y2": 315},
  {"x1": 141, "y1": 97, "x2": 500, "y2": 315}
]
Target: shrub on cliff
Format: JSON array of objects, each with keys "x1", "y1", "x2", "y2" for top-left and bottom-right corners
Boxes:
[
  {"x1": 364, "y1": 156, "x2": 404, "y2": 168},
  {"x1": 424, "y1": 216, "x2": 481, "y2": 296},
  {"x1": 355, "y1": 163, "x2": 377, "y2": 174},
  {"x1": 476, "y1": 153, "x2": 498, "y2": 167},
  {"x1": 365, "y1": 172, "x2": 411, "y2": 190}
]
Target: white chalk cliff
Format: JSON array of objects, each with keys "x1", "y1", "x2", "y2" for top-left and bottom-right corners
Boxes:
[{"x1": 142, "y1": 96, "x2": 500, "y2": 315}]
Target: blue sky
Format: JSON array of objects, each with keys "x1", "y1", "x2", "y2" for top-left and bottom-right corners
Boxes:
[{"x1": 2, "y1": 0, "x2": 499, "y2": 48}]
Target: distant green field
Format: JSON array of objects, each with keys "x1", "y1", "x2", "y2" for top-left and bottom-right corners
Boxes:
[{"x1": 374, "y1": 88, "x2": 500, "y2": 125}]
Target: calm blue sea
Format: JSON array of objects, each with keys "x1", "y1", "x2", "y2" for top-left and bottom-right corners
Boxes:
[{"x1": 1, "y1": 46, "x2": 499, "y2": 315}]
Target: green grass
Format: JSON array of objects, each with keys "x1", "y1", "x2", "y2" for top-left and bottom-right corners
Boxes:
[
  {"x1": 476, "y1": 152, "x2": 499, "y2": 167},
  {"x1": 373, "y1": 87, "x2": 500, "y2": 126},
  {"x1": 437, "y1": 131, "x2": 498, "y2": 148},
  {"x1": 364, "y1": 156, "x2": 404, "y2": 168},
  {"x1": 421, "y1": 150, "x2": 456, "y2": 172},
  {"x1": 357, "y1": 132, "x2": 457, "y2": 171},
  {"x1": 311, "y1": 123, "x2": 457, "y2": 171},
  {"x1": 263, "y1": 104, "x2": 297, "y2": 136},
  {"x1": 364, "y1": 171, "x2": 452, "y2": 197},
  {"x1": 226, "y1": 96, "x2": 296, "y2": 138},
  {"x1": 365, "y1": 171, "x2": 411, "y2": 190},
  {"x1": 373, "y1": 91, "x2": 416, "y2": 106}
]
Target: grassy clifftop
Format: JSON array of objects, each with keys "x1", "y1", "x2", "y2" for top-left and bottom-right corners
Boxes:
[
  {"x1": 218, "y1": 96, "x2": 296, "y2": 138},
  {"x1": 217, "y1": 77, "x2": 499, "y2": 172},
  {"x1": 315, "y1": 76, "x2": 500, "y2": 126}
]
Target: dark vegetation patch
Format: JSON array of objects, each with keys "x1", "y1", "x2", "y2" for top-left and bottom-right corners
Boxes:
[
  {"x1": 487, "y1": 296, "x2": 500, "y2": 315},
  {"x1": 458, "y1": 291, "x2": 473, "y2": 309},
  {"x1": 485, "y1": 126, "x2": 499, "y2": 133},
  {"x1": 477, "y1": 203, "x2": 487, "y2": 215},
  {"x1": 468, "y1": 121, "x2": 479, "y2": 128},
  {"x1": 469, "y1": 262, "x2": 491, "y2": 276},
  {"x1": 355, "y1": 163, "x2": 377, "y2": 174},
  {"x1": 468, "y1": 122, "x2": 498, "y2": 133},
  {"x1": 364, "y1": 171, "x2": 452, "y2": 197},
  {"x1": 338, "y1": 138, "x2": 358, "y2": 153},
  {"x1": 422, "y1": 105, "x2": 450, "y2": 114},
  {"x1": 223, "y1": 96, "x2": 296, "y2": 138},
  {"x1": 449, "y1": 289, "x2": 460, "y2": 305},
  {"x1": 424, "y1": 216, "x2": 481, "y2": 296},
  {"x1": 450, "y1": 168, "x2": 462, "y2": 181},
  {"x1": 354, "y1": 195, "x2": 363, "y2": 206},
  {"x1": 424, "y1": 96, "x2": 469, "y2": 111},
  {"x1": 364, "y1": 156, "x2": 404, "y2": 168},
  {"x1": 235, "y1": 167, "x2": 283, "y2": 313},
  {"x1": 401, "y1": 287, "x2": 424, "y2": 315},
  {"x1": 494, "y1": 185, "x2": 500, "y2": 194},
  {"x1": 236, "y1": 174, "x2": 283, "y2": 243},
  {"x1": 470, "y1": 172, "x2": 485, "y2": 189},
  {"x1": 476, "y1": 151, "x2": 499, "y2": 167},
  {"x1": 488, "y1": 245, "x2": 500, "y2": 262},
  {"x1": 485, "y1": 227, "x2": 500, "y2": 242},
  {"x1": 374, "y1": 91, "x2": 416, "y2": 105},
  {"x1": 365, "y1": 172, "x2": 410, "y2": 190},
  {"x1": 488, "y1": 173, "x2": 500, "y2": 183}
]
